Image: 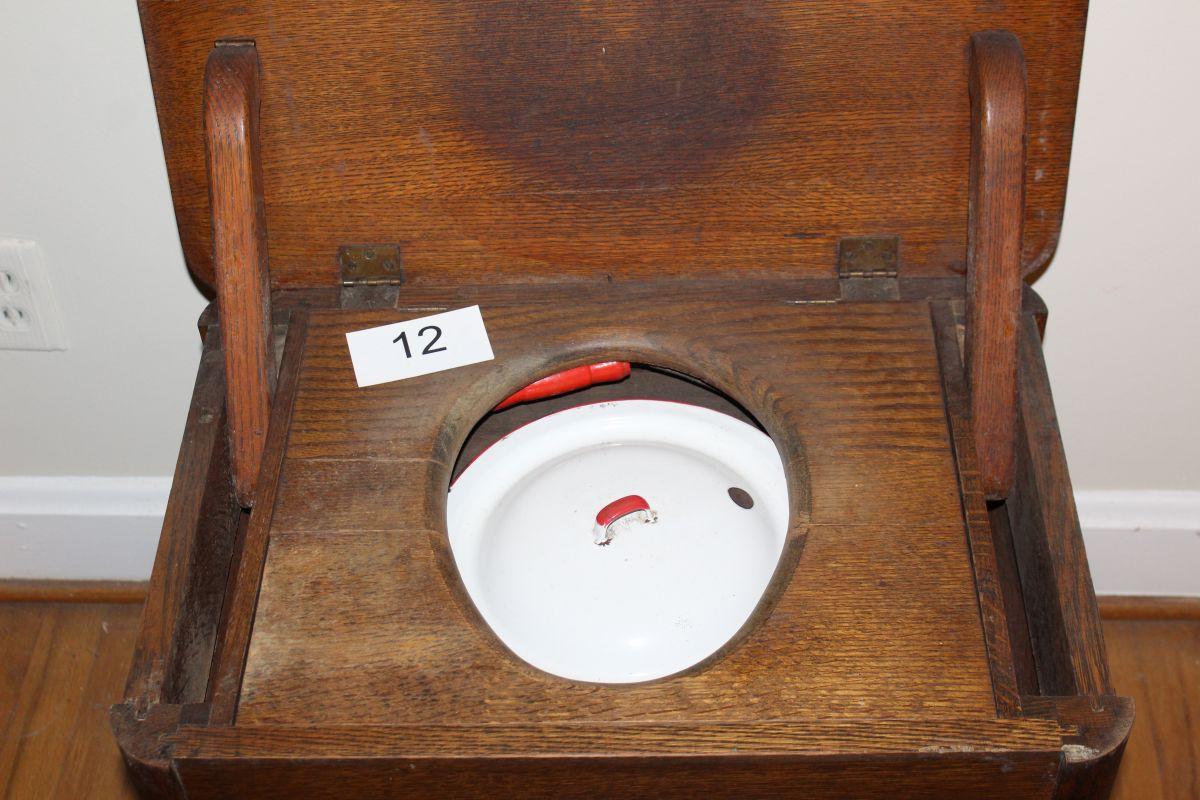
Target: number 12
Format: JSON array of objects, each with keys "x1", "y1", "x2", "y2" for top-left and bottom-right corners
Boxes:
[{"x1": 393, "y1": 325, "x2": 447, "y2": 358}]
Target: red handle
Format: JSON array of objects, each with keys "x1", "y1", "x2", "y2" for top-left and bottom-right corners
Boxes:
[
  {"x1": 495, "y1": 361, "x2": 631, "y2": 410},
  {"x1": 594, "y1": 495, "x2": 651, "y2": 529}
]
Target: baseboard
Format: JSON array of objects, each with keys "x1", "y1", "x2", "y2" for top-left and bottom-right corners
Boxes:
[
  {"x1": 2, "y1": 479, "x2": 1198, "y2": 593},
  {"x1": 1075, "y1": 490, "x2": 1200, "y2": 597},
  {"x1": 0, "y1": 578, "x2": 148, "y2": 603},
  {"x1": 0, "y1": 477, "x2": 169, "y2": 581},
  {"x1": 1096, "y1": 595, "x2": 1200, "y2": 621}
]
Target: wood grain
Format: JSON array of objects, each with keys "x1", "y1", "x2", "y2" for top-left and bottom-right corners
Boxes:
[
  {"x1": 123, "y1": 333, "x2": 240, "y2": 711},
  {"x1": 169, "y1": 719, "x2": 1065, "y2": 798},
  {"x1": 137, "y1": 1, "x2": 1087, "y2": 290},
  {"x1": 1108, "y1": 621, "x2": 1200, "y2": 800},
  {"x1": 120, "y1": 5, "x2": 1118, "y2": 793},
  {"x1": 7, "y1": 601, "x2": 1188, "y2": 799},
  {"x1": 207, "y1": 312, "x2": 308, "y2": 725},
  {"x1": 235, "y1": 295, "x2": 997, "y2": 726},
  {"x1": 967, "y1": 31, "x2": 1027, "y2": 499},
  {"x1": 204, "y1": 42, "x2": 274, "y2": 507},
  {"x1": 173, "y1": 717, "x2": 1064, "y2": 758},
  {"x1": 931, "y1": 299, "x2": 1022, "y2": 716},
  {"x1": 1006, "y1": 313, "x2": 1111, "y2": 697},
  {"x1": 0, "y1": 603, "x2": 140, "y2": 800},
  {"x1": 171, "y1": 751, "x2": 1063, "y2": 800}
]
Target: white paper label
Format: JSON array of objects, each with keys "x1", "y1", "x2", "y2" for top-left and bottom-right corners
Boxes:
[{"x1": 345, "y1": 305, "x2": 495, "y2": 388}]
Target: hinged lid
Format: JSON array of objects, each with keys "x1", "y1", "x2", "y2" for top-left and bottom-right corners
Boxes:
[{"x1": 139, "y1": 1, "x2": 1087, "y2": 292}]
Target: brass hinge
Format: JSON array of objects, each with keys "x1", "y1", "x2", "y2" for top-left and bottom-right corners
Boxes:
[
  {"x1": 338, "y1": 244, "x2": 404, "y2": 286},
  {"x1": 338, "y1": 244, "x2": 404, "y2": 309},
  {"x1": 838, "y1": 236, "x2": 900, "y2": 300}
]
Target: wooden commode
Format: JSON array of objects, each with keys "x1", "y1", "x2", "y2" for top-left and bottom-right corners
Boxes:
[{"x1": 114, "y1": 2, "x2": 1132, "y2": 797}]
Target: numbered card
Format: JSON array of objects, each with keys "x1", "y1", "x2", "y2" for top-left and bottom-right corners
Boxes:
[{"x1": 345, "y1": 305, "x2": 495, "y2": 388}]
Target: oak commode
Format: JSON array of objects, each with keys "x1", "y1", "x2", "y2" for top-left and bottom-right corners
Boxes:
[{"x1": 113, "y1": 2, "x2": 1130, "y2": 797}]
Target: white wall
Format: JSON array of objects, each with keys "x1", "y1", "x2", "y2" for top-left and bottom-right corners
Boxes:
[
  {"x1": 1038, "y1": 0, "x2": 1200, "y2": 492},
  {"x1": 0, "y1": 1, "x2": 206, "y2": 478},
  {"x1": 0, "y1": 1, "x2": 1197, "y2": 586}
]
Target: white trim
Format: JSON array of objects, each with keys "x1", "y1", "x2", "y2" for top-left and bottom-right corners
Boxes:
[
  {"x1": 0, "y1": 476, "x2": 169, "y2": 581},
  {"x1": 1075, "y1": 490, "x2": 1200, "y2": 532},
  {"x1": 1076, "y1": 490, "x2": 1200, "y2": 597},
  {"x1": 1, "y1": 479, "x2": 1198, "y2": 594}
]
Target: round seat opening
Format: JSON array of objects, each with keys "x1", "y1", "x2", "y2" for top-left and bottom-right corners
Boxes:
[{"x1": 446, "y1": 363, "x2": 792, "y2": 684}]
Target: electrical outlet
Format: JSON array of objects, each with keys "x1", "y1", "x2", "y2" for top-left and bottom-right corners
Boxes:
[{"x1": 0, "y1": 238, "x2": 68, "y2": 351}]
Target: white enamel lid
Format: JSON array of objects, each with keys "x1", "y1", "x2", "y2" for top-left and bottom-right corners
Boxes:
[{"x1": 447, "y1": 399, "x2": 789, "y2": 683}]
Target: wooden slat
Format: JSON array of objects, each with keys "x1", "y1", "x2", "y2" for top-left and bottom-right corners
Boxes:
[
  {"x1": 171, "y1": 750, "x2": 1061, "y2": 800},
  {"x1": 930, "y1": 300, "x2": 1022, "y2": 716},
  {"x1": 286, "y1": 298, "x2": 964, "y2": 526},
  {"x1": 173, "y1": 718, "x2": 1064, "y2": 758},
  {"x1": 205, "y1": 41, "x2": 275, "y2": 507},
  {"x1": 966, "y1": 31, "x2": 1026, "y2": 499},
  {"x1": 207, "y1": 312, "x2": 309, "y2": 724}
]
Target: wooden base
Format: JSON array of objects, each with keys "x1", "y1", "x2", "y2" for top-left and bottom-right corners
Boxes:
[
  {"x1": 8, "y1": 601, "x2": 1186, "y2": 800},
  {"x1": 111, "y1": 281, "x2": 1131, "y2": 799}
]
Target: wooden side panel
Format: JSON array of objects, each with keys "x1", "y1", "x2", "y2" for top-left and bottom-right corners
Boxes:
[
  {"x1": 169, "y1": 719, "x2": 1064, "y2": 797},
  {"x1": 138, "y1": 1, "x2": 1088, "y2": 289},
  {"x1": 1007, "y1": 314, "x2": 1111, "y2": 696},
  {"x1": 967, "y1": 31, "x2": 1026, "y2": 498},
  {"x1": 123, "y1": 334, "x2": 240, "y2": 709},
  {"x1": 205, "y1": 42, "x2": 275, "y2": 507}
]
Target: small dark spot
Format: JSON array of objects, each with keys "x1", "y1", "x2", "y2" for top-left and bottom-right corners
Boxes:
[{"x1": 727, "y1": 487, "x2": 754, "y2": 509}]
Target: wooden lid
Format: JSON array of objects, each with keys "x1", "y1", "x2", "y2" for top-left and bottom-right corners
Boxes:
[{"x1": 139, "y1": 1, "x2": 1087, "y2": 291}]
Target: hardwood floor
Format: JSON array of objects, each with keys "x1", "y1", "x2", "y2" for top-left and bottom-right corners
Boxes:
[
  {"x1": 0, "y1": 602, "x2": 140, "y2": 799},
  {"x1": 0, "y1": 595, "x2": 1195, "y2": 799},
  {"x1": 1107, "y1": 619, "x2": 1200, "y2": 799}
]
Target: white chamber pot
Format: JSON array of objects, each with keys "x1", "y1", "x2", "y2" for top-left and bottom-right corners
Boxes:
[{"x1": 447, "y1": 399, "x2": 789, "y2": 683}]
